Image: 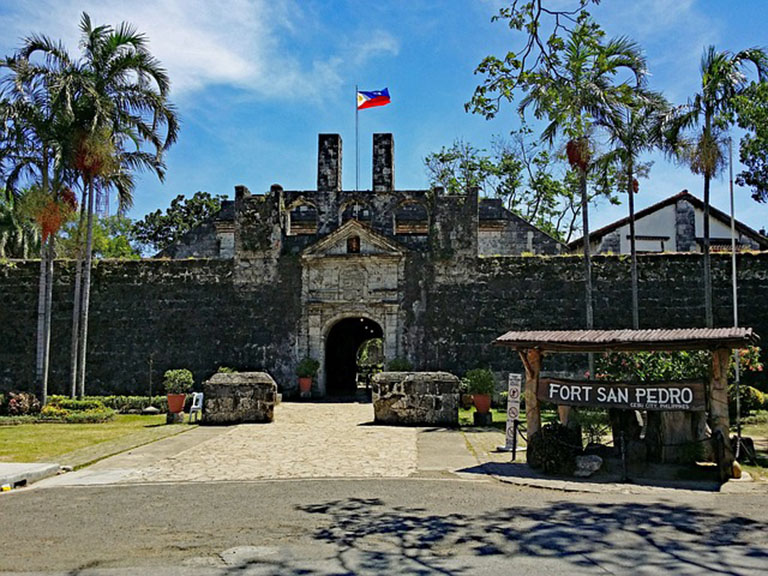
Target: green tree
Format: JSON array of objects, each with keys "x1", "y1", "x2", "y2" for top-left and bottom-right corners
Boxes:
[
  {"x1": 424, "y1": 132, "x2": 619, "y2": 242},
  {"x1": 664, "y1": 46, "x2": 768, "y2": 327},
  {"x1": 0, "y1": 41, "x2": 76, "y2": 405},
  {"x1": 733, "y1": 81, "x2": 768, "y2": 202},
  {"x1": 599, "y1": 91, "x2": 670, "y2": 328},
  {"x1": 0, "y1": 190, "x2": 40, "y2": 258},
  {"x1": 477, "y1": 16, "x2": 646, "y2": 334},
  {"x1": 17, "y1": 13, "x2": 180, "y2": 398},
  {"x1": 132, "y1": 191, "x2": 227, "y2": 254},
  {"x1": 59, "y1": 213, "x2": 139, "y2": 259}
]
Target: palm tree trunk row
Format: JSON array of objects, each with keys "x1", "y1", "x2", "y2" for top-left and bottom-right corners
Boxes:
[
  {"x1": 627, "y1": 158, "x2": 639, "y2": 330},
  {"x1": 76, "y1": 179, "x2": 96, "y2": 399},
  {"x1": 580, "y1": 169, "x2": 595, "y2": 377}
]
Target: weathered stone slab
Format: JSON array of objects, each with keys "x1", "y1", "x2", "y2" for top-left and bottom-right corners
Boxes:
[
  {"x1": 202, "y1": 372, "x2": 277, "y2": 425},
  {"x1": 372, "y1": 371, "x2": 459, "y2": 426},
  {"x1": 574, "y1": 455, "x2": 603, "y2": 478}
]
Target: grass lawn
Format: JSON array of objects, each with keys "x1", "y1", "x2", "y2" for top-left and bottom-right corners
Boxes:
[
  {"x1": 458, "y1": 406, "x2": 560, "y2": 430},
  {"x1": 0, "y1": 414, "x2": 169, "y2": 463},
  {"x1": 739, "y1": 411, "x2": 768, "y2": 480}
]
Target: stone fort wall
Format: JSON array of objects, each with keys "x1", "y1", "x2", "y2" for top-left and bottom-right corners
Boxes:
[{"x1": 1, "y1": 252, "x2": 766, "y2": 395}]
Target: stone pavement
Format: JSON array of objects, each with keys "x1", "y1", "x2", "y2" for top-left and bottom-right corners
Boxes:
[
  {"x1": 38, "y1": 403, "x2": 447, "y2": 487},
  {"x1": 127, "y1": 402, "x2": 419, "y2": 482},
  {"x1": 30, "y1": 403, "x2": 766, "y2": 493}
]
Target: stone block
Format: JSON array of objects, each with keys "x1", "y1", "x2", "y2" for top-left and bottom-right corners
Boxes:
[
  {"x1": 371, "y1": 371, "x2": 459, "y2": 426},
  {"x1": 574, "y1": 455, "x2": 603, "y2": 478},
  {"x1": 202, "y1": 372, "x2": 277, "y2": 425}
]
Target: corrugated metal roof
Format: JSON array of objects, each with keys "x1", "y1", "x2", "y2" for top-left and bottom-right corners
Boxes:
[{"x1": 493, "y1": 327, "x2": 759, "y2": 352}]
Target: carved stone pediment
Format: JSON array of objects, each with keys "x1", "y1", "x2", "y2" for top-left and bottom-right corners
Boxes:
[{"x1": 301, "y1": 220, "x2": 405, "y2": 260}]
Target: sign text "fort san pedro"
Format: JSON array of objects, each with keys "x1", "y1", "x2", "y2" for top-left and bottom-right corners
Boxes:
[{"x1": 538, "y1": 378, "x2": 706, "y2": 411}]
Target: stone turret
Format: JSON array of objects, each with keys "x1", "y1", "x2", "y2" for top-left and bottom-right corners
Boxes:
[
  {"x1": 373, "y1": 133, "x2": 394, "y2": 192},
  {"x1": 317, "y1": 134, "x2": 342, "y2": 192}
]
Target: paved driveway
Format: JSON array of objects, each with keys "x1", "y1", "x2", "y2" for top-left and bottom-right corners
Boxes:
[{"x1": 38, "y1": 402, "x2": 440, "y2": 487}]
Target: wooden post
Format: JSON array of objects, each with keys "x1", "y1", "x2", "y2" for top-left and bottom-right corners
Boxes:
[
  {"x1": 558, "y1": 405, "x2": 571, "y2": 427},
  {"x1": 519, "y1": 348, "x2": 542, "y2": 437},
  {"x1": 710, "y1": 347, "x2": 734, "y2": 475}
]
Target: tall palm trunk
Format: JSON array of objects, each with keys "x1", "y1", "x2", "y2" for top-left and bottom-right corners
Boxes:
[
  {"x1": 76, "y1": 179, "x2": 95, "y2": 399},
  {"x1": 69, "y1": 192, "x2": 87, "y2": 398},
  {"x1": 35, "y1": 148, "x2": 52, "y2": 405},
  {"x1": 627, "y1": 157, "x2": 639, "y2": 329},
  {"x1": 35, "y1": 241, "x2": 49, "y2": 403},
  {"x1": 702, "y1": 112, "x2": 714, "y2": 328},
  {"x1": 42, "y1": 239, "x2": 54, "y2": 403},
  {"x1": 580, "y1": 170, "x2": 593, "y2": 329},
  {"x1": 703, "y1": 172, "x2": 713, "y2": 328},
  {"x1": 580, "y1": 169, "x2": 594, "y2": 376}
]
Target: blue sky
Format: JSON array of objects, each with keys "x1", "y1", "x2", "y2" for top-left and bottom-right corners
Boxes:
[{"x1": 1, "y1": 0, "x2": 767, "y2": 235}]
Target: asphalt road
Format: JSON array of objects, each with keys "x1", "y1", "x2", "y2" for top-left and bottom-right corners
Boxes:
[{"x1": 2, "y1": 477, "x2": 767, "y2": 575}]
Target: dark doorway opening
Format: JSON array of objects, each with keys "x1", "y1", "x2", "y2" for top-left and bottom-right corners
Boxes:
[{"x1": 325, "y1": 317, "x2": 383, "y2": 396}]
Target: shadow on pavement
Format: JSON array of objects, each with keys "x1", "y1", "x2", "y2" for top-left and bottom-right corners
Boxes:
[{"x1": 225, "y1": 498, "x2": 766, "y2": 575}]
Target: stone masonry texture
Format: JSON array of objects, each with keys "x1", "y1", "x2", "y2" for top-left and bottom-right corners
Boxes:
[
  {"x1": 202, "y1": 372, "x2": 277, "y2": 424},
  {"x1": 2, "y1": 252, "x2": 767, "y2": 398},
  {"x1": 371, "y1": 371, "x2": 459, "y2": 426}
]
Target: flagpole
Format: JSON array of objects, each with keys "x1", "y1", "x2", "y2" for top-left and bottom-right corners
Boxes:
[{"x1": 355, "y1": 84, "x2": 359, "y2": 191}]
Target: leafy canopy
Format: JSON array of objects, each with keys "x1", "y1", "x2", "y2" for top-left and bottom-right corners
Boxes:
[
  {"x1": 734, "y1": 81, "x2": 768, "y2": 202},
  {"x1": 424, "y1": 130, "x2": 620, "y2": 242},
  {"x1": 131, "y1": 191, "x2": 227, "y2": 254}
]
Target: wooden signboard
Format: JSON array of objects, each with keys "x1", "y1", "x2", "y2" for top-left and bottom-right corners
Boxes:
[{"x1": 538, "y1": 378, "x2": 706, "y2": 412}]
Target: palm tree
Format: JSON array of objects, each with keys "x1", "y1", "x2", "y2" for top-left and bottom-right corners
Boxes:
[
  {"x1": 0, "y1": 44, "x2": 76, "y2": 405},
  {"x1": 0, "y1": 191, "x2": 41, "y2": 259},
  {"x1": 518, "y1": 20, "x2": 646, "y2": 338},
  {"x1": 64, "y1": 13, "x2": 177, "y2": 397},
  {"x1": 664, "y1": 46, "x2": 768, "y2": 327},
  {"x1": 598, "y1": 92, "x2": 670, "y2": 328}
]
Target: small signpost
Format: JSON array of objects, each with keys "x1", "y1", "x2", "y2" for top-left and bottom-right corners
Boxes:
[{"x1": 498, "y1": 373, "x2": 522, "y2": 459}]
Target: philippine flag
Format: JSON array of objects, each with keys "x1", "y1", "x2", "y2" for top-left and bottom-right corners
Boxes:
[{"x1": 357, "y1": 88, "x2": 391, "y2": 110}]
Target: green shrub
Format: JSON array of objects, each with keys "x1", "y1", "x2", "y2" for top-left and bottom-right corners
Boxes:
[
  {"x1": 39, "y1": 403, "x2": 115, "y2": 423},
  {"x1": 464, "y1": 369, "x2": 495, "y2": 395},
  {"x1": 163, "y1": 369, "x2": 194, "y2": 394},
  {"x1": 386, "y1": 357, "x2": 413, "y2": 371},
  {"x1": 296, "y1": 357, "x2": 320, "y2": 378},
  {"x1": 729, "y1": 385, "x2": 766, "y2": 417},
  {"x1": 0, "y1": 393, "x2": 5, "y2": 415},
  {"x1": 526, "y1": 423, "x2": 583, "y2": 475},
  {"x1": 48, "y1": 398, "x2": 106, "y2": 412},
  {"x1": 59, "y1": 409, "x2": 115, "y2": 423},
  {"x1": 217, "y1": 366, "x2": 237, "y2": 373},
  {"x1": 572, "y1": 409, "x2": 611, "y2": 445}
]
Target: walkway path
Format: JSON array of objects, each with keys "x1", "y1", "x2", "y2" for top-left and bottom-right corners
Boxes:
[{"x1": 40, "y1": 403, "x2": 429, "y2": 486}]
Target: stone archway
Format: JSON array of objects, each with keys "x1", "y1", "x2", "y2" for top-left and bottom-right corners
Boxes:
[{"x1": 325, "y1": 316, "x2": 384, "y2": 396}]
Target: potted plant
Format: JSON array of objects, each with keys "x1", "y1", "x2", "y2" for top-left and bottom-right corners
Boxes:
[
  {"x1": 163, "y1": 369, "x2": 194, "y2": 414},
  {"x1": 464, "y1": 368, "x2": 495, "y2": 414},
  {"x1": 297, "y1": 357, "x2": 320, "y2": 394}
]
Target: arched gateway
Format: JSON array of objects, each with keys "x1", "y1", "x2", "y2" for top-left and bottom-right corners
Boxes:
[
  {"x1": 299, "y1": 219, "x2": 406, "y2": 398},
  {"x1": 325, "y1": 316, "x2": 383, "y2": 396}
]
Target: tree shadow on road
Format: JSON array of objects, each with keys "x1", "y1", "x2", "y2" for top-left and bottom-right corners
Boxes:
[{"x1": 228, "y1": 497, "x2": 766, "y2": 575}]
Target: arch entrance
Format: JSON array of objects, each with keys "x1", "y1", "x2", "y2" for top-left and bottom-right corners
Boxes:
[{"x1": 325, "y1": 316, "x2": 384, "y2": 396}]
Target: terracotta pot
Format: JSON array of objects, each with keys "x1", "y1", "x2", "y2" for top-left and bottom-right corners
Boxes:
[
  {"x1": 472, "y1": 393, "x2": 491, "y2": 414},
  {"x1": 299, "y1": 377, "x2": 313, "y2": 394},
  {"x1": 167, "y1": 393, "x2": 186, "y2": 414}
]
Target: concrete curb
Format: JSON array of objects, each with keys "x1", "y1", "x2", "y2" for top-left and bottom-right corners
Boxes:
[{"x1": 0, "y1": 462, "x2": 60, "y2": 489}]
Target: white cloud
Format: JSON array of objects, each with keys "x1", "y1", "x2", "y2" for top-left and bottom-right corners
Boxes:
[{"x1": 0, "y1": 0, "x2": 399, "y2": 100}]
